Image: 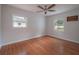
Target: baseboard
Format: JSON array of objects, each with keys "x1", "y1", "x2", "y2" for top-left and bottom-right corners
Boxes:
[
  {"x1": 0, "y1": 42, "x2": 2, "y2": 48},
  {"x1": 2, "y1": 34, "x2": 79, "y2": 46},
  {"x1": 0, "y1": 45, "x2": 1, "y2": 49},
  {"x1": 47, "y1": 34, "x2": 79, "y2": 44},
  {"x1": 2, "y1": 35, "x2": 44, "y2": 46}
]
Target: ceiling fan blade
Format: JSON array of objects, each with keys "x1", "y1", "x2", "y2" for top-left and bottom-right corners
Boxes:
[
  {"x1": 37, "y1": 5, "x2": 44, "y2": 10},
  {"x1": 47, "y1": 4, "x2": 55, "y2": 9},
  {"x1": 48, "y1": 10, "x2": 56, "y2": 12}
]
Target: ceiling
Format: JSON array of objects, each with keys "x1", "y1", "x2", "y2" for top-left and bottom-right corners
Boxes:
[{"x1": 9, "y1": 4, "x2": 79, "y2": 16}]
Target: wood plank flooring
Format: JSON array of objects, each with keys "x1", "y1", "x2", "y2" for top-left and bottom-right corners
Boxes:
[{"x1": 0, "y1": 36, "x2": 79, "y2": 55}]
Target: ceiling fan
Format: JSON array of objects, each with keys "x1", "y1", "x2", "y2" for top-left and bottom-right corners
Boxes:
[{"x1": 37, "y1": 4, "x2": 56, "y2": 14}]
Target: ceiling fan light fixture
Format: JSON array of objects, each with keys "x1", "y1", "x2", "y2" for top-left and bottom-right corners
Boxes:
[{"x1": 45, "y1": 11, "x2": 47, "y2": 14}]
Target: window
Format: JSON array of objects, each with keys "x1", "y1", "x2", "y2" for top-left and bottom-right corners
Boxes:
[
  {"x1": 54, "y1": 20, "x2": 64, "y2": 31},
  {"x1": 13, "y1": 15, "x2": 27, "y2": 28}
]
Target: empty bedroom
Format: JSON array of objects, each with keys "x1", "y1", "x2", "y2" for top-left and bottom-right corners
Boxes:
[{"x1": 0, "y1": 4, "x2": 79, "y2": 55}]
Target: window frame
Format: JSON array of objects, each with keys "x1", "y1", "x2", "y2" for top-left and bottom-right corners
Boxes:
[
  {"x1": 54, "y1": 20, "x2": 64, "y2": 32},
  {"x1": 12, "y1": 15, "x2": 27, "y2": 28}
]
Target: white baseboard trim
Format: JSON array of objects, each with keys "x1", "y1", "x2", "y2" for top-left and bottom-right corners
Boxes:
[
  {"x1": 2, "y1": 34, "x2": 79, "y2": 46},
  {"x1": 47, "y1": 34, "x2": 79, "y2": 44},
  {"x1": 2, "y1": 35, "x2": 43, "y2": 46},
  {"x1": 0, "y1": 45, "x2": 2, "y2": 49}
]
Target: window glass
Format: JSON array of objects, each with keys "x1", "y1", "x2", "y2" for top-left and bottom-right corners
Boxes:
[
  {"x1": 54, "y1": 20, "x2": 64, "y2": 31},
  {"x1": 13, "y1": 15, "x2": 27, "y2": 28}
]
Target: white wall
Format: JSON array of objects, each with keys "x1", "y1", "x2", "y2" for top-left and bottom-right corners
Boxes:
[
  {"x1": 2, "y1": 5, "x2": 45, "y2": 45},
  {"x1": 0, "y1": 5, "x2": 2, "y2": 48},
  {"x1": 1, "y1": 5, "x2": 79, "y2": 46},
  {"x1": 45, "y1": 8, "x2": 79, "y2": 43}
]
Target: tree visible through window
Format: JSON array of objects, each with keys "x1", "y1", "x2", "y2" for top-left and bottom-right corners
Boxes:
[
  {"x1": 13, "y1": 15, "x2": 27, "y2": 28},
  {"x1": 54, "y1": 20, "x2": 64, "y2": 31}
]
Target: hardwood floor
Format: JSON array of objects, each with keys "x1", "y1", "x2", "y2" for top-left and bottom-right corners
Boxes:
[{"x1": 0, "y1": 36, "x2": 79, "y2": 55}]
